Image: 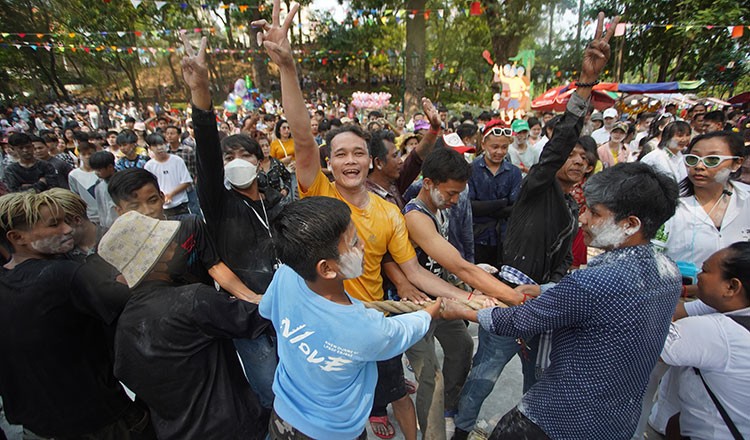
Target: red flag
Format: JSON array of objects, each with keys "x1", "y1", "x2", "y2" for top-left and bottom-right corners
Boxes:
[
  {"x1": 469, "y1": 2, "x2": 482, "y2": 15},
  {"x1": 731, "y1": 25, "x2": 744, "y2": 39}
]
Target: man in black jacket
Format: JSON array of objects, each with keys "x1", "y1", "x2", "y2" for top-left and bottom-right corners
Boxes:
[{"x1": 3, "y1": 133, "x2": 59, "y2": 193}]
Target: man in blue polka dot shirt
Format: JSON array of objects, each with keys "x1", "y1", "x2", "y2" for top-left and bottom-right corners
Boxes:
[{"x1": 444, "y1": 162, "x2": 682, "y2": 439}]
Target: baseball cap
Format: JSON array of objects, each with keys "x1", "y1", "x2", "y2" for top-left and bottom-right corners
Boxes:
[
  {"x1": 442, "y1": 132, "x2": 476, "y2": 154},
  {"x1": 133, "y1": 121, "x2": 147, "y2": 132},
  {"x1": 603, "y1": 108, "x2": 618, "y2": 119},
  {"x1": 591, "y1": 111, "x2": 603, "y2": 122},
  {"x1": 611, "y1": 121, "x2": 628, "y2": 133},
  {"x1": 511, "y1": 119, "x2": 530, "y2": 133}
]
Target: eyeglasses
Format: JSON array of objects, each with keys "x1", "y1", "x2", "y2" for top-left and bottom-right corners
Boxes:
[
  {"x1": 683, "y1": 154, "x2": 740, "y2": 168},
  {"x1": 483, "y1": 127, "x2": 513, "y2": 139}
]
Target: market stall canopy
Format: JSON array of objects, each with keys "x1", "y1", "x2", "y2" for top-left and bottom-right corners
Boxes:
[
  {"x1": 594, "y1": 80, "x2": 704, "y2": 93},
  {"x1": 728, "y1": 92, "x2": 750, "y2": 105},
  {"x1": 532, "y1": 84, "x2": 616, "y2": 112}
]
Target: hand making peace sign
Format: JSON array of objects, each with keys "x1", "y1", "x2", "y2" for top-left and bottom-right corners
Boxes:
[
  {"x1": 252, "y1": 0, "x2": 299, "y2": 69},
  {"x1": 580, "y1": 12, "x2": 620, "y2": 82}
]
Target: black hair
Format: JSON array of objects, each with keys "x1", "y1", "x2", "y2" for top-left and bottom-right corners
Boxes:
[
  {"x1": 477, "y1": 111, "x2": 491, "y2": 121},
  {"x1": 145, "y1": 132, "x2": 165, "y2": 147},
  {"x1": 527, "y1": 117, "x2": 541, "y2": 129},
  {"x1": 584, "y1": 162, "x2": 679, "y2": 239},
  {"x1": 665, "y1": 103, "x2": 676, "y2": 109},
  {"x1": 274, "y1": 118, "x2": 290, "y2": 139},
  {"x1": 164, "y1": 125, "x2": 181, "y2": 134},
  {"x1": 456, "y1": 123, "x2": 478, "y2": 139},
  {"x1": 721, "y1": 242, "x2": 750, "y2": 302},
  {"x1": 116, "y1": 129, "x2": 137, "y2": 146},
  {"x1": 366, "y1": 120, "x2": 382, "y2": 132},
  {"x1": 421, "y1": 147, "x2": 471, "y2": 184},
  {"x1": 368, "y1": 130, "x2": 397, "y2": 170},
  {"x1": 108, "y1": 168, "x2": 160, "y2": 205},
  {"x1": 325, "y1": 124, "x2": 370, "y2": 151},
  {"x1": 76, "y1": 141, "x2": 96, "y2": 154},
  {"x1": 41, "y1": 132, "x2": 58, "y2": 144},
  {"x1": 658, "y1": 121, "x2": 691, "y2": 149},
  {"x1": 8, "y1": 133, "x2": 31, "y2": 147},
  {"x1": 89, "y1": 151, "x2": 116, "y2": 170},
  {"x1": 220, "y1": 134, "x2": 264, "y2": 161},
  {"x1": 329, "y1": 118, "x2": 342, "y2": 128},
  {"x1": 368, "y1": 110, "x2": 383, "y2": 119},
  {"x1": 637, "y1": 112, "x2": 657, "y2": 122},
  {"x1": 319, "y1": 119, "x2": 331, "y2": 132},
  {"x1": 704, "y1": 110, "x2": 725, "y2": 124},
  {"x1": 314, "y1": 109, "x2": 325, "y2": 117},
  {"x1": 73, "y1": 131, "x2": 90, "y2": 142},
  {"x1": 576, "y1": 136, "x2": 599, "y2": 175},
  {"x1": 28, "y1": 134, "x2": 44, "y2": 143},
  {"x1": 124, "y1": 116, "x2": 136, "y2": 123},
  {"x1": 679, "y1": 131, "x2": 746, "y2": 196},
  {"x1": 106, "y1": 130, "x2": 118, "y2": 138},
  {"x1": 271, "y1": 197, "x2": 352, "y2": 281}
]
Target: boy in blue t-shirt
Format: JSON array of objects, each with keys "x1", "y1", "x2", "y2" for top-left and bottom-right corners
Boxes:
[{"x1": 260, "y1": 196, "x2": 442, "y2": 440}]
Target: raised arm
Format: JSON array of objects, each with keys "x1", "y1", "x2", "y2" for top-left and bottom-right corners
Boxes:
[{"x1": 252, "y1": 0, "x2": 319, "y2": 191}]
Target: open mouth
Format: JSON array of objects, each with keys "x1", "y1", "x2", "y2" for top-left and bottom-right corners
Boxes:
[{"x1": 342, "y1": 169, "x2": 361, "y2": 177}]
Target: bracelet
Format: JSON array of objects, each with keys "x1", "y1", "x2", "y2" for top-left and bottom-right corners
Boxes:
[
  {"x1": 428, "y1": 126, "x2": 441, "y2": 135},
  {"x1": 576, "y1": 79, "x2": 600, "y2": 88},
  {"x1": 467, "y1": 292, "x2": 473, "y2": 301},
  {"x1": 521, "y1": 293, "x2": 534, "y2": 304}
]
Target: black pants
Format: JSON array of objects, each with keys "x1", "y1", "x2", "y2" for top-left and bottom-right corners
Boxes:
[{"x1": 489, "y1": 406, "x2": 550, "y2": 440}]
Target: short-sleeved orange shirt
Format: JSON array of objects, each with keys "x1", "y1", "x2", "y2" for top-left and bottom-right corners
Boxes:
[{"x1": 300, "y1": 171, "x2": 416, "y2": 302}]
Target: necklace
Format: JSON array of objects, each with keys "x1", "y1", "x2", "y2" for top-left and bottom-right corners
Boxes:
[
  {"x1": 242, "y1": 198, "x2": 280, "y2": 269},
  {"x1": 694, "y1": 187, "x2": 729, "y2": 228}
]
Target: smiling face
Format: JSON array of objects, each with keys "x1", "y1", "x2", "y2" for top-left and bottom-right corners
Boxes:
[
  {"x1": 482, "y1": 134, "x2": 511, "y2": 166},
  {"x1": 329, "y1": 131, "x2": 371, "y2": 191},
  {"x1": 686, "y1": 137, "x2": 742, "y2": 189}
]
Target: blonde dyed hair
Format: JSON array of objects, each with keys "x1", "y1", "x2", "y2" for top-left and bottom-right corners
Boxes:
[
  {"x1": 44, "y1": 188, "x2": 88, "y2": 220},
  {"x1": 0, "y1": 191, "x2": 63, "y2": 235}
]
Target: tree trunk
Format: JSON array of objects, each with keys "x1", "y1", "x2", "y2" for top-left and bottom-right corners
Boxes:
[
  {"x1": 115, "y1": 53, "x2": 141, "y2": 103},
  {"x1": 404, "y1": 0, "x2": 427, "y2": 117},
  {"x1": 547, "y1": 2, "x2": 555, "y2": 52},
  {"x1": 656, "y1": 48, "x2": 671, "y2": 82},
  {"x1": 223, "y1": 7, "x2": 235, "y2": 49},
  {"x1": 483, "y1": 0, "x2": 525, "y2": 67},
  {"x1": 575, "y1": 0, "x2": 584, "y2": 60},
  {"x1": 167, "y1": 53, "x2": 186, "y2": 98}
]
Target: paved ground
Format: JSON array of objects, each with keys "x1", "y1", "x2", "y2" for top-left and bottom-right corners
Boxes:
[{"x1": 1, "y1": 321, "x2": 665, "y2": 440}]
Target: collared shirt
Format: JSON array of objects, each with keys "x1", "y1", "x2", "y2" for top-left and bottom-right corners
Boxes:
[
  {"x1": 468, "y1": 157, "x2": 522, "y2": 246},
  {"x1": 170, "y1": 144, "x2": 197, "y2": 179},
  {"x1": 641, "y1": 148, "x2": 688, "y2": 182},
  {"x1": 661, "y1": 307, "x2": 750, "y2": 440},
  {"x1": 663, "y1": 182, "x2": 750, "y2": 268},
  {"x1": 366, "y1": 179, "x2": 406, "y2": 210},
  {"x1": 478, "y1": 245, "x2": 681, "y2": 440}
]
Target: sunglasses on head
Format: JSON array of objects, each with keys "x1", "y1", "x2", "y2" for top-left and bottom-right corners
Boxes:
[
  {"x1": 683, "y1": 154, "x2": 739, "y2": 168},
  {"x1": 483, "y1": 127, "x2": 513, "y2": 139}
]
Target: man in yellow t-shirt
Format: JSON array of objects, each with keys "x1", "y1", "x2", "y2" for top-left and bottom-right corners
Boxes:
[{"x1": 257, "y1": 10, "x2": 478, "y2": 440}]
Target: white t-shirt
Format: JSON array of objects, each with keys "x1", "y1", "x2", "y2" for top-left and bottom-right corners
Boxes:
[
  {"x1": 663, "y1": 183, "x2": 750, "y2": 268},
  {"x1": 641, "y1": 148, "x2": 688, "y2": 182},
  {"x1": 144, "y1": 154, "x2": 192, "y2": 209},
  {"x1": 68, "y1": 168, "x2": 100, "y2": 222},
  {"x1": 507, "y1": 141, "x2": 542, "y2": 175},
  {"x1": 591, "y1": 126, "x2": 610, "y2": 144},
  {"x1": 661, "y1": 308, "x2": 750, "y2": 439}
]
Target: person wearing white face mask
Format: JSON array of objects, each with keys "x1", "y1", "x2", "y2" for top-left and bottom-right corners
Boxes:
[
  {"x1": 181, "y1": 35, "x2": 286, "y2": 412},
  {"x1": 144, "y1": 133, "x2": 193, "y2": 220},
  {"x1": 640, "y1": 121, "x2": 692, "y2": 182},
  {"x1": 260, "y1": 196, "x2": 446, "y2": 440}
]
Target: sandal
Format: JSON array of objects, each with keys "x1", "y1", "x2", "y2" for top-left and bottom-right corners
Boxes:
[
  {"x1": 369, "y1": 415, "x2": 395, "y2": 439},
  {"x1": 404, "y1": 378, "x2": 417, "y2": 395}
]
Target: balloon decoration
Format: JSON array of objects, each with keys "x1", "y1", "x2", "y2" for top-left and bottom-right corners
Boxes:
[
  {"x1": 223, "y1": 75, "x2": 262, "y2": 113},
  {"x1": 350, "y1": 91, "x2": 391, "y2": 109}
]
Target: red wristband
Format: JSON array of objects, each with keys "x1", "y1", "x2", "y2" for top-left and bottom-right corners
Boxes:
[
  {"x1": 681, "y1": 285, "x2": 688, "y2": 298},
  {"x1": 467, "y1": 292, "x2": 473, "y2": 301},
  {"x1": 429, "y1": 126, "x2": 440, "y2": 135}
]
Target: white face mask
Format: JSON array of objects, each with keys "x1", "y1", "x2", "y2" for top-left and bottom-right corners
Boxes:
[
  {"x1": 224, "y1": 158, "x2": 258, "y2": 189},
  {"x1": 338, "y1": 247, "x2": 364, "y2": 279}
]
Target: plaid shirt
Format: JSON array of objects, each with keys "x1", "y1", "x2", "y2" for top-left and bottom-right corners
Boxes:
[{"x1": 170, "y1": 145, "x2": 197, "y2": 180}]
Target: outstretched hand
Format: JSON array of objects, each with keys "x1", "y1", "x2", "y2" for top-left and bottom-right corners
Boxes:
[
  {"x1": 252, "y1": 0, "x2": 299, "y2": 69},
  {"x1": 580, "y1": 12, "x2": 620, "y2": 82},
  {"x1": 181, "y1": 35, "x2": 209, "y2": 92},
  {"x1": 422, "y1": 97, "x2": 441, "y2": 130}
]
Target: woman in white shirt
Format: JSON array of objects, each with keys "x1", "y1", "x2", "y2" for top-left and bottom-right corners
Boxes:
[
  {"x1": 661, "y1": 242, "x2": 750, "y2": 440},
  {"x1": 640, "y1": 121, "x2": 691, "y2": 182}
]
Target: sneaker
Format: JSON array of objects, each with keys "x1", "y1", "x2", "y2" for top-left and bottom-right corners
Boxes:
[
  {"x1": 452, "y1": 427, "x2": 470, "y2": 440},
  {"x1": 445, "y1": 416, "x2": 456, "y2": 440}
]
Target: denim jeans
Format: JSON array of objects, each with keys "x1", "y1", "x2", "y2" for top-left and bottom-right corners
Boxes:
[
  {"x1": 454, "y1": 327, "x2": 539, "y2": 432},
  {"x1": 186, "y1": 187, "x2": 203, "y2": 220},
  {"x1": 234, "y1": 333, "x2": 278, "y2": 409}
]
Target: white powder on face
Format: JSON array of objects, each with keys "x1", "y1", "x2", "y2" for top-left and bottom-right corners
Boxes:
[
  {"x1": 338, "y1": 247, "x2": 364, "y2": 279},
  {"x1": 588, "y1": 217, "x2": 630, "y2": 250},
  {"x1": 714, "y1": 168, "x2": 732, "y2": 184},
  {"x1": 30, "y1": 234, "x2": 74, "y2": 255}
]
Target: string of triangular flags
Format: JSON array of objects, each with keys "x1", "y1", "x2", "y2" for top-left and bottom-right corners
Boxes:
[
  {"x1": 604, "y1": 22, "x2": 746, "y2": 38},
  {"x1": 0, "y1": 39, "x2": 397, "y2": 62}
]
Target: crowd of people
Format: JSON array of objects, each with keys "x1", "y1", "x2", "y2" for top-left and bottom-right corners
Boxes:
[{"x1": 1, "y1": 4, "x2": 750, "y2": 440}]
